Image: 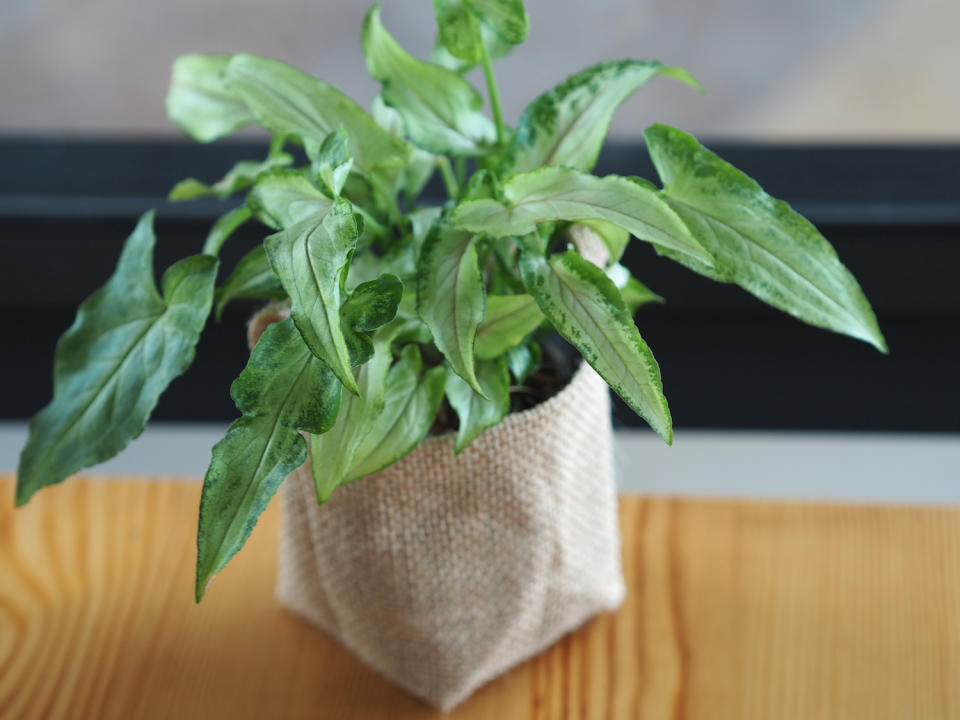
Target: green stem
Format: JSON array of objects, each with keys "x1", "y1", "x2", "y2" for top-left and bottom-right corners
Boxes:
[
  {"x1": 480, "y1": 41, "x2": 505, "y2": 147},
  {"x1": 437, "y1": 157, "x2": 459, "y2": 201},
  {"x1": 456, "y1": 156, "x2": 467, "y2": 188},
  {"x1": 268, "y1": 133, "x2": 285, "y2": 158}
]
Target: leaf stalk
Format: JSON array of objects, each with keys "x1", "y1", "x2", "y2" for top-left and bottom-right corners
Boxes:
[
  {"x1": 437, "y1": 156, "x2": 460, "y2": 200},
  {"x1": 480, "y1": 40, "x2": 505, "y2": 147}
]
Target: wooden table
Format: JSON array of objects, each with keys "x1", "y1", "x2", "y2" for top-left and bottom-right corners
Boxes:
[{"x1": 2, "y1": 476, "x2": 959, "y2": 719}]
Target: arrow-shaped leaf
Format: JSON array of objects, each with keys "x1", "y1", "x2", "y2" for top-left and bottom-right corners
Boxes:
[
  {"x1": 370, "y1": 95, "x2": 439, "y2": 199},
  {"x1": 196, "y1": 317, "x2": 341, "y2": 600},
  {"x1": 309, "y1": 330, "x2": 394, "y2": 502},
  {"x1": 17, "y1": 212, "x2": 219, "y2": 505},
  {"x1": 224, "y1": 54, "x2": 411, "y2": 174},
  {"x1": 451, "y1": 166, "x2": 713, "y2": 266},
  {"x1": 417, "y1": 225, "x2": 486, "y2": 393},
  {"x1": 345, "y1": 345, "x2": 447, "y2": 481},
  {"x1": 202, "y1": 206, "x2": 253, "y2": 257},
  {"x1": 644, "y1": 123, "x2": 887, "y2": 352},
  {"x1": 169, "y1": 153, "x2": 293, "y2": 201},
  {"x1": 434, "y1": 0, "x2": 485, "y2": 65},
  {"x1": 469, "y1": 0, "x2": 529, "y2": 44},
  {"x1": 340, "y1": 273, "x2": 403, "y2": 366},
  {"x1": 474, "y1": 293, "x2": 545, "y2": 358},
  {"x1": 519, "y1": 249, "x2": 672, "y2": 443},
  {"x1": 312, "y1": 128, "x2": 354, "y2": 198},
  {"x1": 363, "y1": 5, "x2": 496, "y2": 156},
  {"x1": 166, "y1": 54, "x2": 254, "y2": 142},
  {"x1": 444, "y1": 357, "x2": 510, "y2": 453},
  {"x1": 264, "y1": 199, "x2": 361, "y2": 394},
  {"x1": 502, "y1": 59, "x2": 699, "y2": 175},
  {"x1": 505, "y1": 340, "x2": 540, "y2": 384},
  {"x1": 433, "y1": 0, "x2": 528, "y2": 66},
  {"x1": 430, "y1": 22, "x2": 513, "y2": 72},
  {"x1": 247, "y1": 169, "x2": 332, "y2": 230},
  {"x1": 214, "y1": 244, "x2": 286, "y2": 321}
]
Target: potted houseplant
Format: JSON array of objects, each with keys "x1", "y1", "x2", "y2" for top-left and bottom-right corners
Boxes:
[{"x1": 15, "y1": 0, "x2": 886, "y2": 710}]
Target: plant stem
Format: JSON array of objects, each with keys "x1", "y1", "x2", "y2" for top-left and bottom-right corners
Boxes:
[
  {"x1": 437, "y1": 157, "x2": 459, "y2": 201},
  {"x1": 268, "y1": 133, "x2": 285, "y2": 158},
  {"x1": 480, "y1": 41, "x2": 505, "y2": 147},
  {"x1": 456, "y1": 156, "x2": 467, "y2": 188}
]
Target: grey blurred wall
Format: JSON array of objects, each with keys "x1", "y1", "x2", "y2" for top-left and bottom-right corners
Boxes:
[{"x1": 1, "y1": 0, "x2": 958, "y2": 139}]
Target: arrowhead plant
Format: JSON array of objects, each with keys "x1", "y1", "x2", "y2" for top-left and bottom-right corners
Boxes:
[{"x1": 16, "y1": 1, "x2": 886, "y2": 600}]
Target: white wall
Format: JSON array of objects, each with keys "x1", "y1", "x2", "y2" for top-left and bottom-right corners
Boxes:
[{"x1": 2, "y1": 0, "x2": 958, "y2": 140}]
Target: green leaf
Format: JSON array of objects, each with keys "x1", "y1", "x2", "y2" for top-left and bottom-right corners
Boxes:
[
  {"x1": 370, "y1": 93, "x2": 405, "y2": 136},
  {"x1": 214, "y1": 244, "x2": 286, "y2": 321},
  {"x1": 196, "y1": 317, "x2": 341, "y2": 600},
  {"x1": 169, "y1": 154, "x2": 294, "y2": 201},
  {"x1": 224, "y1": 54, "x2": 411, "y2": 174},
  {"x1": 166, "y1": 54, "x2": 254, "y2": 142},
  {"x1": 203, "y1": 205, "x2": 253, "y2": 257},
  {"x1": 451, "y1": 166, "x2": 713, "y2": 266},
  {"x1": 309, "y1": 331, "x2": 394, "y2": 502},
  {"x1": 429, "y1": 22, "x2": 513, "y2": 72},
  {"x1": 312, "y1": 128, "x2": 353, "y2": 197},
  {"x1": 462, "y1": 168, "x2": 498, "y2": 201},
  {"x1": 370, "y1": 95, "x2": 438, "y2": 198},
  {"x1": 519, "y1": 249, "x2": 672, "y2": 443},
  {"x1": 621, "y1": 276, "x2": 662, "y2": 313},
  {"x1": 346, "y1": 345, "x2": 447, "y2": 481},
  {"x1": 434, "y1": 0, "x2": 484, "y2": 64},
  {"x1": 17, "y1": 212, "x2": 218, "y2": 506},
  {"x1": 502, "y1": 60, "x2": 699, "y2": 175},
  {"x1": 474, "y1": 293, "x2": 545, "y2": 359},
  {"x1": 488, "y1": 236, "x2": 524, "y2": 294},
  {"x1": 644, "y1": 123, "x2": 887, "y2": 352},
  {"x1": 469, "y1": 0, "x2": 529, "y2": 45},
  {"x1": 264, "y1": 199, "x2": 362, "y2": 394},
  {"x1": 606, "y1": 263, "x2": 664, "y2": 313},
  {"x1": 363, "y1": 6, "x2": 496, "y2": 156},
  {"x1": 247, "y1": 169, "x2": 332, "y2": 230},
  {"x1": 410, "y1": 205, "x2": 444, "y2": 247},
  {"x1": 340, "y1": 273, "x2": 403, "y2": 365},
  {"x1": 417, "y1": 225, "x2": 486, "y2": 393},
  {"x1": 432, "y1": 0, "x2": 529, "y2": 65},
  {"x1": 505, "y1": 340, "x2": 540, "y2": 384},
  {"x1": 445, "y1": 357, "x2": 510, "y2": 453}
]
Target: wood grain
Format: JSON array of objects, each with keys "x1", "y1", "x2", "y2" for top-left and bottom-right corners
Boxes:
[{"x1": 2, "y1": 475, "x2": 959, "y2": 719}]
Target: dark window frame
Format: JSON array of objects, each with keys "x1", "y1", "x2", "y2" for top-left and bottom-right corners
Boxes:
[{"x1": 2, "y1": 138, "x2": 957, "y2": 431}]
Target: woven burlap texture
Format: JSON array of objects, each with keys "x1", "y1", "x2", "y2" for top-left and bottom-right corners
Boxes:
[{"x1": 275, "y1": 356, "x2": 625, "y2": 711}]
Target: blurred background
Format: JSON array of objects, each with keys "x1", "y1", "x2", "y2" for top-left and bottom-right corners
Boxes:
[
  {"x1": 2, "y1": 0, "x2": 959, "y2": 140},
  {"x1": 1, "y1": 0, "x2": 958, "y2": 496}
]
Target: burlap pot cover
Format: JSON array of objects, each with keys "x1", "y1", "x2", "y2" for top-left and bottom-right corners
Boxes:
[{"x1": 274, "y1": 356, "x2": 626, "y2": 711}]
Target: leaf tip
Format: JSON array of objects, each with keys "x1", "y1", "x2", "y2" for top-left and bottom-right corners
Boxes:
[
  {"x1": 13, "y1": 482, "x2": 32, "y2": 508},
  {"x1": 341, "y1": 373, "x2": 361, "y2": 397},
  {"x1": 195, "y1": 573, "x2": 216, "y2": 603},
  {"x1": 464, "y1": 371, "x2": 487, "y2": 400},
  {"x1": 662, "y1": 66, "x2": 706, "y2": 95},
  {"x1": 871, "y1": 331, "x2": 890, "y2": 355}
]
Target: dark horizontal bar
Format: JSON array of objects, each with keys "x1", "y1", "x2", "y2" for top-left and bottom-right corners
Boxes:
[
  {"x1": 3, "y1": 137, "x2": 960, "y2": 222},
  {"x1": 1, "y1": 138, "x2": 957, "y2": 431},
  {"x1": 4, "y1": 194, "x2": 960, "y2": 227}
]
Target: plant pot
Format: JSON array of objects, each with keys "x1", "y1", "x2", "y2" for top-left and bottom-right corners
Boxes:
[{"x1": 273, "y1": 351, "x2": 626, "y2": 710}]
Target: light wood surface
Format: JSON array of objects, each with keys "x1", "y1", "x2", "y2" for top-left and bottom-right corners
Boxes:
[{"x1": 2, "y1": 476, "x2": 959, "y2": 719}]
